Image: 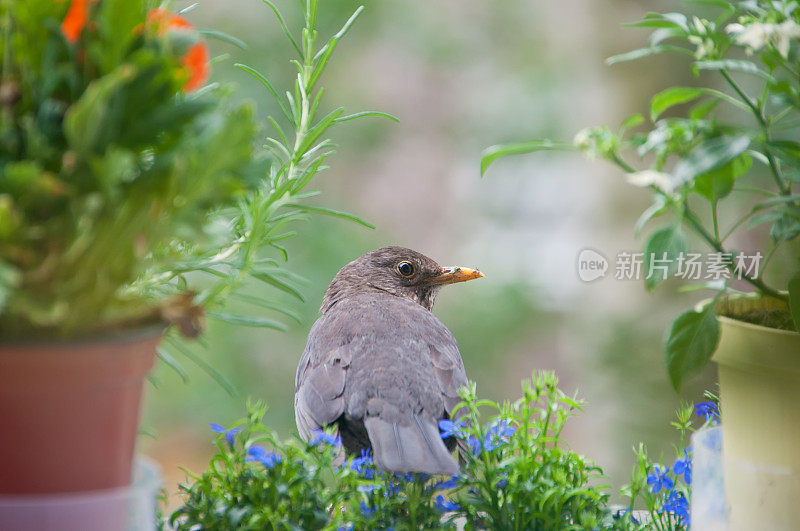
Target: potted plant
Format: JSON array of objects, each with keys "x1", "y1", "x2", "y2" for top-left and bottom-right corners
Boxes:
[
  {"x1": 0, "y1": 0, "x2": 377, "y2": 497},
  {"x1": 481, "y1": 0, "x2": 800, "y2": 527}
]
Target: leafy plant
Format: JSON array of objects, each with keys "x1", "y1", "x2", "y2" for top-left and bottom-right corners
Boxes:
[
  {"x1": 0, "y1": 0, "x2": 392, "y2": 386},
  {"x1": 481, "y1": 0, "x2": 800, "y2": 389},
  {"x1": 0, "y1": 0, "x2": 256, "y2": 337},
  {"x1": 174, "y1": 372, "x2": 675, "y2": 530},
  {"x1": 446, "y1": 372, "x2": 613, "y2": 530}
]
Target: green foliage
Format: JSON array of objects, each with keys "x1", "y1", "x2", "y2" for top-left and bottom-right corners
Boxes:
[
  {"x1": 173, "y1": 372, "x2": 653, "y2": 530},
  {"x1": 665, "y1": 300, "x2": 721, "y2": 391},
  {"x1": 452, "y1": 372, "x2": 615, "y2": 530},
  {"x1": 644, "y1": 226, "x2": 688, "y2": 291},
  {"x1": 0, "y1": 0, "x2": 392, "y2": 358},
  {"x1": 617, "y1": 403, "x2": 697, "y2": 531},
  {"x1": 171, "y1": 402, "x2": 355, "y2": 530},
  {"x1": 0, "y1": 0, "x2": 258, "y2": 337},
  {"x1": 480, "y1": 0, "x2": 800, "y2": 389}
]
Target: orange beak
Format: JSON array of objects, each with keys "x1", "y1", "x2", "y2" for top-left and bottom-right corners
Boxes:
[{"x1": 429, "y1": 266, "x2": 485, "y2": 286}]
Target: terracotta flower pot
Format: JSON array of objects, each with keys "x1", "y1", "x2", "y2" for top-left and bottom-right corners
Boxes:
[
  {"x1": 0, "y1": 327, "x2": 162, "y2": 494},
  {"x1": 713, "y1": 296, "x2": 800, "y2": 531}
]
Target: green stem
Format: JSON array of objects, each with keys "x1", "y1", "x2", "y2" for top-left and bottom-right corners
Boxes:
[
  {"x1": 683, "y1": 207, "x2": 786, "y2": 301},
  {"x1": 711, "y1": 201, "x2": 719, "y2": 242},
  {"x1": 720, "y1": 70, "x2": 790, "y2": 196},
  {"x1": 610, "y1": 152, "x2": 637, "y2": 174},
  {"x1": 201, "y1": 2, "x2": 319, "y2": 309}
]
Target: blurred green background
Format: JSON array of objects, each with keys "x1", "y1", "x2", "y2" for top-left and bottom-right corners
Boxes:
[{"x1": 141, "y1": 0, "x2": 718, "y2": 507}]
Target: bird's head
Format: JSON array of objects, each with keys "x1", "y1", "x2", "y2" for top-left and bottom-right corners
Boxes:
[{"x1": 321, "y1": 246, "x2": 484, "y2": 312}]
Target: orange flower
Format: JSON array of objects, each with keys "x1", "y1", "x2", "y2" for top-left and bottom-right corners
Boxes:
[
  {"x1": 146, "y1": 8, "x2": 194, "y2": 34},
  {"x1": 181, "y1": 42, "x2": 209, "y2": 92},
  {"x1": 61, "y1": 0, "x2": 97, "y2": 43}
]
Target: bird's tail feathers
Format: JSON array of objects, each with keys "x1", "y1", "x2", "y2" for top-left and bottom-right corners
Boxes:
[{"x1": 364, "y1": 414, "x2": 458, "y2": 475}]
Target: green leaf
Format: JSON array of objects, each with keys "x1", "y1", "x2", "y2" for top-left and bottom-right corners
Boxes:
[
  {"x1": 235, "y1": 63, "x2": 294, "y2": 126},
  {"x1": 689, "y1": 98, "x2": 719, "y2": 120},
  {"x1": 208, "y1": 312, "x2": 288, "y2": 331},
  {"x1": 685, "y1": 0, "x2": 734, "y2": 8},
  {"x1": 259, "y1": 0, "x2": 302, "y2": 56},
  {"x1": 768, "y1": 140, "x2": 800, "y2": 166},
  {"x1": 64, "y1": 64, "x2": 137, "y2": 155},
  {"x1": 199, "y1": 29, "x2": 248, "y2": 50},
  {"x1": 285, "y1": 203, "x2": 375, "y2": 229},
  {"x1": 606, "y1": 45, "x2": 693, "y2": 65},
  {"x1": 634, "y1": 195, "x2": 668, "y2": 237},
  {"x1": 165, "y1": 336, "x2": 237, "y2": 396},
  {"x1": 693, "y1": 60, "x2": 777, "y2": 83},
  {"x1": 665, "y1": 302, "x2": 721, "y2": 391},
  {"x1": 308, "y1": 7, "x2": 364, "y2": 89},
  {"x1": 480, "y1": 140, "x2": 574, "y2": 176},
  {"x1": 251, "y1": 270, "x2": 305, "y2": 301},
  {"x1": 231, "y1": 293, "x2": 303, "y2": 324},
  {"x1": 694, "y1": 154, "x2": 752, "y2": 202},
  {"x1": 156, "y1": 347, "x2": 189, "y2": 383},
  {"x1": 624, "y1": 12, "x2": 689, "y2": 31},
  {"x1": 650, "y1": 87, "x2": 703, "y2": 121},
  {"x1": 673, "y1": 135, "x2": 751, "y2": 185},
  {"x1": 620, "y1": 113, "x2": 644, "y2": 133},
  {"x1": 333, "y1": 111, "x2": 400, "y2": 124},
  {"x1": 789, "y1": 273, "x2": 800, "y2": 333},
  {"x1": 644, "y1": 226, "x2": 687, "y2": 291}
]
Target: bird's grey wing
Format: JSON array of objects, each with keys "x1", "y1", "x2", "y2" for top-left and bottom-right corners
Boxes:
[
  {"x1": 294, "y1": 317, "x2": 352, "y2": 442},
  {"x1": 426, "y1": 321, "x2": 470, "y2": 420}
]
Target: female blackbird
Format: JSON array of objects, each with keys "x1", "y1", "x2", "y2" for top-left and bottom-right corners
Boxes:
[{"x1": 294, "y1": 246, "x2": 483, "y2": 474}]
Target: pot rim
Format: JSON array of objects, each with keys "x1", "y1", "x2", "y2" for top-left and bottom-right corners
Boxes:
[
  {"x1": 697, "y1": 295, "x2": 800, "y2": 338},
  {"x1": 0, "y1": 322, "x2": 167, "y2": 348}
]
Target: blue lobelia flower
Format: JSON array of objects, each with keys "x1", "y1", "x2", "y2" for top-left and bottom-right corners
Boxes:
[
  {"x1": 438, "y1": 419, "x2": 467, "y2": 439},
  {"x1": 467, "y1": 435, "x2": 482, "y2": 455},
  {"x1": 360, "y1": 501, "x2": 375, "y2": 517},
  {"x1": 663, "y1": 490, "x2": 690, "y2": 525},
  {"x1": 246, "y1": 445, "x2": 282, "y2": 469},
  {"x1": 672, "y1": 454, "x2": 692, "y2": 485},
  {"x1": 209, "y1": 423, "x2": 242, "y2": 447},
  {"x1": 433, "y1": 494, "x2": 460, "y2": 513},
  {"x1": 433, "y1": 475, "x2": 459, "y2": 491},
  {"x1": 350, "y1": 448, "x2": 376, "y2": 479},
  {"x1": 646, "y1": 465, "x2": 674, "y2": 494},
  {"x1": 310, "y1": 429, "x2": 342, "y2": 448},
  {"x1": 483, "y1": 418, "x2": 516, "y2": 452},
  {"x1": 695, "y1": 401, "x2": 720, "y2": 424},
  {"x1": 614, "y1": 509, "x2": 640, "y2": 525}
]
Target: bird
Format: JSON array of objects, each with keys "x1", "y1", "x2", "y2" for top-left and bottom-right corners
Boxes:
[{"x1": 294, "y1": 246, "x2": 484, "y2": 475}]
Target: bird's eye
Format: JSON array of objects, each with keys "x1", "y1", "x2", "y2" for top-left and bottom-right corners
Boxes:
[{"x1": 397, "y1": 261, "x2": 415, "y2": 277}]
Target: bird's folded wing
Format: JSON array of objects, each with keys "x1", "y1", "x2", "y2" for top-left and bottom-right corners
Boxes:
[
  {"x1": 427, "y1": 339, "x2": 470, "y2": 420},
  {"x1": 294, "y1": 344, "x2": 352, "y2": 441}
]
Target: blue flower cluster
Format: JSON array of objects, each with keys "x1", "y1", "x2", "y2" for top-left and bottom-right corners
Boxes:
[
  {"x1": 437, "y1": 417, "x2": 516, "y2": 454},
  {"x1": 310, "y1": 429, "x2": 342, "y2": 447},
  {"x1": 645, "y1": 449, "x2": 693, "y2": 527},
  {"x1": 433, "y1": 494, "x2": 460, "y2": 513},
  {"x1": 209, "y1": 423, "x2": 242, "y2": 447},
  {"x1": 246, "y1": 445, "x2": 282, "y2": 469},
  {"x1": 695, "y1": 401, "x2": 720, "y2": 424}
]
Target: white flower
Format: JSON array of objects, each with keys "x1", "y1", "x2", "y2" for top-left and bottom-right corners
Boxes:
[
  {"x1": 727, "y1": 20, "x2": 800, "y2": 58},
  {"x1": 627, "y1": 170, "x2": 676, "y2": 195},
  {"x1": 775, "y1": 20, "x2": 800, "y2": 58}
]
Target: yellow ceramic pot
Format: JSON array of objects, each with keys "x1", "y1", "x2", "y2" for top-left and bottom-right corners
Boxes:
[{"x1": 713, "y1": 296, "x2": 800, "y2": 531}]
